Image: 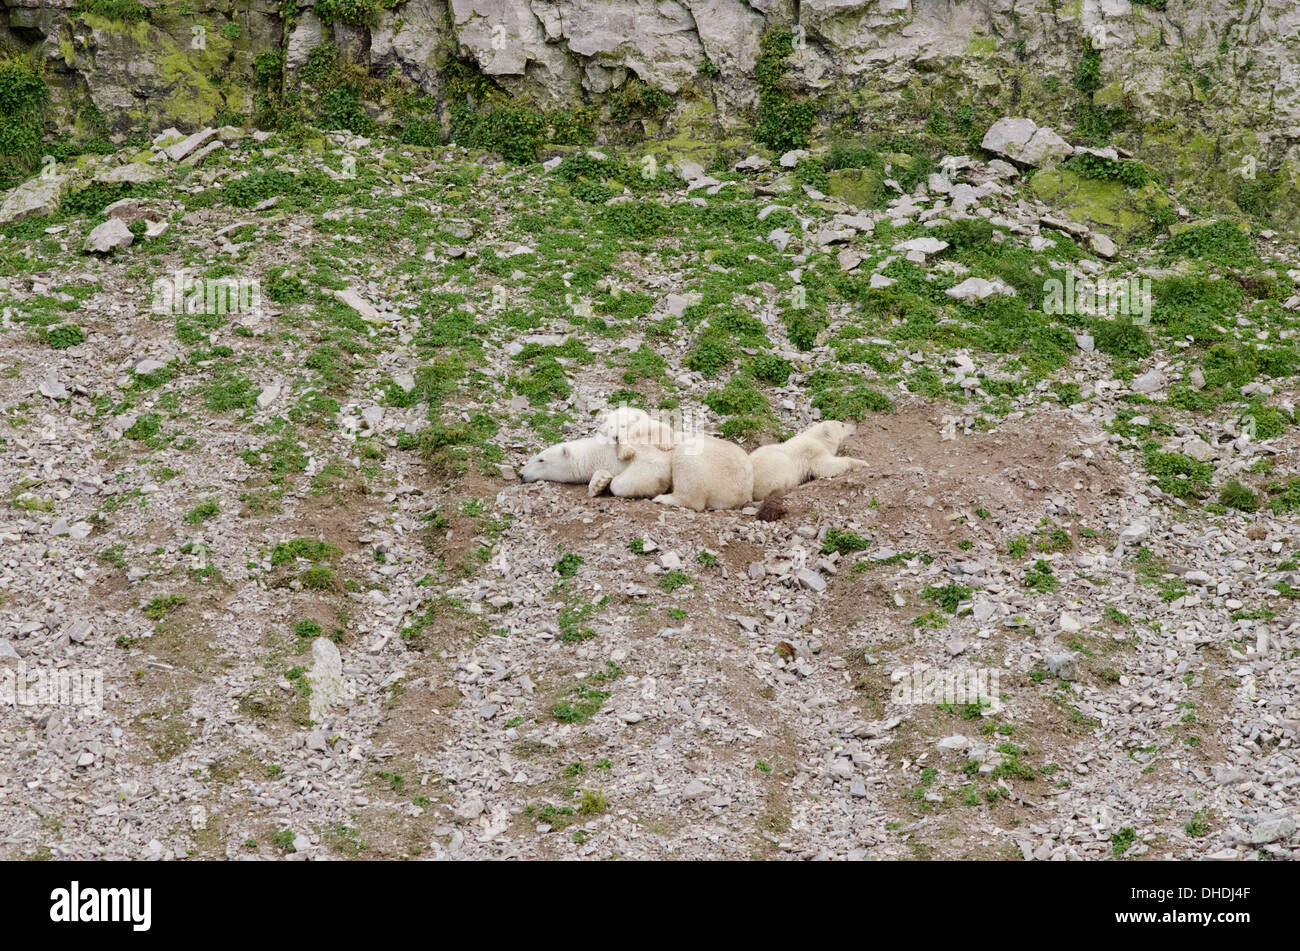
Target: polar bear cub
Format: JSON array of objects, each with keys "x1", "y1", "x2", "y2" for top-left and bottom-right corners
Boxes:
[
  {"x1": 617, "y1": 433, "x2": 755, "y2": 511},
  {"x1": 749, "y1": 420, "x2": 867, "y2": 500},
  {"x1": 518, "y1": 407, "x2": 675, "y2": 499}
]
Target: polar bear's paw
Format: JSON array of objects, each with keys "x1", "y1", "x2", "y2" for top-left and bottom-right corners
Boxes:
[
  {"x1": 588, "y1": 469, "x2": 615, "y2": 497},
  {"x1": 652, "y1": 493, "x2": 682, "y2": 507}
]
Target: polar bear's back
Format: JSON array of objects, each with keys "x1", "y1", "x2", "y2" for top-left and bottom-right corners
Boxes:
[
  {"x1": 750, "y1": 441, "x2": 803, "y2": 500},
  {"x1": 672, "y1": 434, "x2": 754, "y2": 510}
]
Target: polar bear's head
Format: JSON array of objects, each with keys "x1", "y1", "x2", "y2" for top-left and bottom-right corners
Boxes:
[
  {"x1": 813, "y1": 419, "x2": 857, "y2": 451},
  {"x1": 597, "y1": 406, "x2": 675, "y2": 451},
  {"x1": 519, "y1": 441, "x2": 586, "y2": 483}
]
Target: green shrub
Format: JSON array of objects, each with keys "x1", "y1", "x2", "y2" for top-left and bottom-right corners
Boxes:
[
  {"x1": 319, "y1": 83, "x2": 375, "y2": 135},
  {"x1": 74, "y1": 0, "x2": 150, "y2": 22},
  {"x1": 314, "y1": 0, "x2": 376, "y2": 26},
  {"x1": 1062, "y1": 153, "x2": 1150, "y2": 188},
  {"x1": 754, "y1": 27, "x2": 816, "y2": 151},
  {"x1": 453, "y1": 105, "x2": 546, "y2": 163},
  {"x1": 0, "y1": 58, "x2": 48, "y2": 171},
  {"x1": 223, "y1": 169, "x2": 297, "y2": 208},
  {"x1": 748, "y1": 353, "x2": 791, "y2": 385},
  {"x1": 822, "y1": 529, "x2": 871, "y2": 555},
  {"x1": 1161, "y1": 220, "x2": 1260, "y2": 270},
  {"x1": 1219, "y1": 481, "x2": 1258, "y2": 512},
  {"x1": 46, "y1": 324, "x2": 86, "y2": 349}
]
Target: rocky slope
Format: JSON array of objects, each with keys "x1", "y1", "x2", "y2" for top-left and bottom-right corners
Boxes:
[
  {"x1": 0, "y1": 108, "x2": 1298, "y2": 858},
  {"x1": 3, "y1": 1, "x2": 1300, "y2": 222}
]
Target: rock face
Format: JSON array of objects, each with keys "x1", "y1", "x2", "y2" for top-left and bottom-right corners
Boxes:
[{"x1": 3, "y1": 1, "x2": 1300, "y2": 219}]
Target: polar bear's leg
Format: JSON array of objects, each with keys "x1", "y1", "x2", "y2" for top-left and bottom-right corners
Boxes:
[
  {"x1": 608, "y1": 447, "x2": 671, "y2": 498},
  {"x1": 588, "y1": 469, "x2": 615, "y2": 497},
  {"x1": 652, "y1": 492, "x2": 687, "y2": 509},
  {"x1": 810, "y1": 456, "x2": 869, "y2": 479},
  {"x1": 609, "y1": 464, "x2": 669, "y2": 498}
]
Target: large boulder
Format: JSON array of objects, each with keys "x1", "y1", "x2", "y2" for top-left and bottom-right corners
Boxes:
[
  {"x1": 84, "y1": 218, "x2": 134, "y2": 254},
  {"x1": 981, "y1": 117, "x2": 1073, "y2": 167},
  {"x1": 0, "y1": 174, "x2": 69, "y2": 225}
]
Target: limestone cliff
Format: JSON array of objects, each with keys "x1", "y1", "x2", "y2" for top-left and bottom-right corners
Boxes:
[{"x1": 2, "y1": 0, "x2": 1299, "y2": 216}]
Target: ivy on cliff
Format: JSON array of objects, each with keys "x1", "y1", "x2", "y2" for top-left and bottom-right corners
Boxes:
[
  {"x1": 754, "y1": 27, "x2": 815, "y2": 152},
  {"x1": 0, "y1": 58, "x2": 49, "y2": 180}
]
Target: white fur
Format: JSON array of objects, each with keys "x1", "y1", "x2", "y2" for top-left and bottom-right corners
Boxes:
[
  {"x1": 595, "y1": 406, "x2": 675, "y2": 450},
  {"x1": 749, "y1": 420, "x2": 867, "y2": 500},
  {"x1": 619, "y1": 434, "x2": 754, "y2": 511},
  {"x1": 518, "y1": 436, "x2": 624, "y2": 485},
  {"x1": 518, "y1": 408, "x2": 677, "y2": 498}
]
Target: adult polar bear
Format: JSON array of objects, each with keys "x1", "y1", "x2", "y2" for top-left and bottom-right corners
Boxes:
[
  {"x1": 749, "y1": 420, "x2": 868, "y2": 500},
  {"x1": 518, "y1": 407, "x2": 673, "y2": 498},
  {"x1": 618, "y1": 433, "x2": 754, "y2": 511},
  {"x1": 518, "y1": 407, "x2": 753, "y2": 510}
]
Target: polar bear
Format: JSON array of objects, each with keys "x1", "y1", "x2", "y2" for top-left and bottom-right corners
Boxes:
[
  {"x1": 749, "y1": 420, "x2": 867, "y2": 500},
  {"x1": 617, "y1": 433, "x2": 755, "y2": 511},
  {"x1": 594, "y1": 406, "x2": 674, "y2": 449},
  {"x1": 518, "y1": 407, "x2": 674, "y2": 498},
  {"x1": 518, "y1": 435, "x2": 623, "y2": 492}
]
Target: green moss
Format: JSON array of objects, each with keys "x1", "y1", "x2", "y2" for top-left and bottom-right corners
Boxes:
[
  {"x1": 1029, "y1": 167, "x2": 1166, "y2": 241},
  {"x1": 827, "y1": 167, "x2": 885, "y2": 208}
]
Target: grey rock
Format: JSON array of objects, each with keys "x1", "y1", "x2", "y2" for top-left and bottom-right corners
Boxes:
[
  {"x1": 0, "y1": 174, "x2": 69, "y2": 225},
  {"x1": 683, "y1": 779, "x2": 712, "y2": 801},
  {"x1": 84, "y1": 218, "x2": 134, "y2": 254},
  {"x1": 160, "y1": 128, "x2": 217, "y2": 163},
  {"x1": 1044, "y1": 653, "x2": 1079, "y2": 681},
  {"x1": 1131, "y1": 369, "x2": 1165, "y2": 394},
  {"x1": 1246, "y1": 815, "x2": 1295, "y2": 845},
  {"x1": 796, "y1": 568, "x2": 826, "y2": 592}
]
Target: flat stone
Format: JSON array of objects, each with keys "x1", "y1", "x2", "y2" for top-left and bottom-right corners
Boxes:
[
  {"x1": 683, "y1": 779, "x2": 713, "y2": 801},
  {"x1": 84, "y1": 218, "x2": 134, "y2": 254},
  {"x1": 1131, "y1": 369, "x2": 1165, "y2": 394},
  {"x1": 306, "y1": 637, "x2": 345, "y2": 721},
  {"x1": 160, "y1": 127, "x2": 217, "y2": 163},
  {"x1": 946, "y1": 277, "x2": 1015, "y2": 301},
  {"x1": 1183, "y1": 437, "x2": 1214, "y2": 463},
  {"x1": 94, "y1": 163, "x2": 162, "y2": 185},
  {"x1": 1246, "y1": 815, "x2": 1295, "y2": 845},
  {"x1": 796, "y1": 568, "x2": 826, "y2": 592},
  {"x1": 455, "y1": 797, "x2": 485, "y2": 821},
  {"x1": 333, "y1": 288, "x2": 384, "y2": 322}
]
